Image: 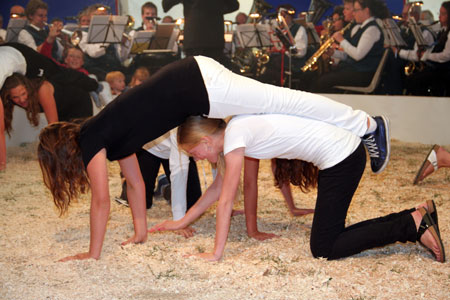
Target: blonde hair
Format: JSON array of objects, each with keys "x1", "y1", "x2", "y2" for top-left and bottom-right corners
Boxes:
[
  {"x1": 129, "y1": 67, "x2": 150, "y2": 88},
  {"x1": 178, "y1": 116, "x2": 227, "y2": 176},
  {"x1": 105, "y1": 71, "x2": 125, "y2": 84}
]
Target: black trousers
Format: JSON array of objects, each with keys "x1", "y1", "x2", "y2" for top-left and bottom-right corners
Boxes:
[
  {"x1": 128, "y1": 149, "x2": 201, "y2": 210},
  {"x1": 311, "y1": 70, "x2": 374, "y2": 93},
  {"x1": 310, "y1": 143, "x2": 417, "y2": 260}
]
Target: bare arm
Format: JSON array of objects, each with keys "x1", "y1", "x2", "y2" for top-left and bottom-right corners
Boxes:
[
  {"x1": 0, "y1": 96, "x2": 6, "y2": 170},
  {"x1": 38, "y1": 81, "x2": 58, "y2": 124},
  {"x1": 59, "y1": 149, "x2": 110, "y2": 261},
  {"x1": 149, "y1": 171, "x2": 224, "y2": 232},
  {"x1": 209, "y1": 148, "x2": 245, "y2": 261}
]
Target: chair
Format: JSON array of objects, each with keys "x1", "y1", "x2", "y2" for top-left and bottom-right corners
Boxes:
[{"x1": 333, "y1": 48, "x2": 390, "y2": 94}]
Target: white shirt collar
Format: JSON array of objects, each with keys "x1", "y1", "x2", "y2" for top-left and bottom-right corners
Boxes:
[{"x1": 361, "y1": 17, "x2": 375, "y2": 28}]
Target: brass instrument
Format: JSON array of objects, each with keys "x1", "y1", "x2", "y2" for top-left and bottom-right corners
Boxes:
[
  {"x1": 45, "y1": 22, "x2": 83, "y2": 46},
  {"x1": 404, "y1": 60, "x2": 424, "y2": 76},
  {"x1": 301, "y1": 21, "x2": 352, "y2": 72},
  {"x1": 232, "y1": 47, "x2": 270, "y2": 77}
]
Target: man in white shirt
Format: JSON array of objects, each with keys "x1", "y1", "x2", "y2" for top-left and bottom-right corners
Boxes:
[{"x1": 311, "y1": 0, "x2": 389, "y2": 93}]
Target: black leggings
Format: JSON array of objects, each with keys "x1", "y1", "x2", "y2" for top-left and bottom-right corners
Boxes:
[
  {"x1": 310, "y1": 143, "x2": 417, "y2": 260},
  {"x1": 128, "y1": 149, "x2": 201, "y2": 210}
]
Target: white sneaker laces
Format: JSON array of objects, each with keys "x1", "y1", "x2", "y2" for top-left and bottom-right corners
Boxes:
[{"x1": 363, "y1": 135, "x2": 380, "y2": 158}]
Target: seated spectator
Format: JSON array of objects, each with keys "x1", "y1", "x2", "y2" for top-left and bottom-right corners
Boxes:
[
  {"x1": 18, "y1": 0, "x2": 63, "y2": 61},
  {"x1": 128, "y1": 66, "x2": 150, "y2": 88},
  {"x1": 106, "y1": 71, "x2": 126, "y2": 98}
]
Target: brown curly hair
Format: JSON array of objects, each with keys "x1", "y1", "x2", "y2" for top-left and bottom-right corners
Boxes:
[
  {"x1": 37, "y1": 122, "x2": 89, "y2": 216},
  {"x1": 0, "y1": 73, "x2": 42, "y2": 137},
  {"x1": 273, "y1": 158, "x2": 318, "y2": 193}
]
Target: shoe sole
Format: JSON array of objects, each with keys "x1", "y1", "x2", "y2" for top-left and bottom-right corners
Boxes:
[
  {"x1": 114, "y1": 197, "x2": 129, "y2": 207},
  {"x1": 373, "y1": 115, "x2": 390, "y2": 174},
  {"x1": 418, "y1": 207, "x2": 446, "y2": 263},
  {"x1": 413, "y1": 144, "x2": 439, "y2": 185}
]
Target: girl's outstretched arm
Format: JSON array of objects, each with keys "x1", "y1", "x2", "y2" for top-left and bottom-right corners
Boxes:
[
  {"x1": 59, "y1": 149, "x2": 110, "y2": 261},
  {"x1": 191, "y1": 148, "x2": 245, "y2": 261},
  {"x1": 149, "y1": 172, "x2": 224, "y2": 233},
  {"x1": 119, "y1": 154, "x2": 148, "y2": 245},
  {"x1": 38, "y1": 81, "x2": 58, "y2": 124}
]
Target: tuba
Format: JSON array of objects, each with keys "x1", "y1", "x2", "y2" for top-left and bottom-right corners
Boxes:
[{"x1": 301, "y1": 21, "x2": 353, "y2": 72}]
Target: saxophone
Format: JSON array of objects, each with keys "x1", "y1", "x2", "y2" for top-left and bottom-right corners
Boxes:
[{"x1": 301, "y1": 21, "x2": 353, "y2": 72}]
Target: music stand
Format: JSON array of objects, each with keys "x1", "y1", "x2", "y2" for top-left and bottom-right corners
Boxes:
[
  {"x1": 379, "y1": 18, "x2": 407, "y2": 47},
  {"x1": 408, "y1": 17, "x2": 427, "y2": 47},
  {"x1": 5, "y1": 19, "x2": 27, "y2": 43},
  {"x1": 87, "y1": 15, "x2": 128, "y2": 44},
  {"x1": 130, "y1": 31, "x2": 155, "y2": 54},
  {"x1": 235, "y1": 24, "x2": 272, "y2": 49},
  {"x1": 148, "y1": 24, "x2": 177, "y2": 51}
]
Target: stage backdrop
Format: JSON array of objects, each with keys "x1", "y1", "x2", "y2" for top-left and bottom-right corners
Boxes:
[{"x1": 0, "y1": 1, "x2": 442, "y2": 35}]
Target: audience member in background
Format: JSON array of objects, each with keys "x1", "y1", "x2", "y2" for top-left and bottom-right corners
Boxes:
[
  {"x1": 414, "y1": 145, "x2": 450, "y2": 185},
  {"x1": 128, "y1": 67, "x2": 150, "y2": 88},
  {"x1": 106, "y1": 71, "x2": 126, "y2": 99},
  {"x1": 235, "y1": 12, "x2": 247, "y2": 25},
  {"x1": 18, "y1": 0, "x2": 63, "y2": 61}
]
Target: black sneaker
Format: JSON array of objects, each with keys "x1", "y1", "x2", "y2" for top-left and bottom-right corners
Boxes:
[
  {"x1": 154, "y1": 174, "x2": 169, "y2": 197},
  {"x1": 362, "y1": 115, "x2": 390, "y2": 174}
]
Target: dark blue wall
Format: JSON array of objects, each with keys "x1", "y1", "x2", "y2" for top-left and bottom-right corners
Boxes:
[
  {"x1": 0, "y1": 0, "x2": 115, "y2": 27},
  {"x1": 1, "y1": 0, "x2": 403, "y2": 28}
]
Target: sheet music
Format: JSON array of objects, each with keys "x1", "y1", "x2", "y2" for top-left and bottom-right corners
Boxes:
[
  {"x1": 381, "y1": 18, "x2": 407, "y2": 47},
  {"x1": 236, "y1": 24, "x2": 272, "y2": 48},
  {"x1": 87, "y1": 15, "x2": 128, "y2": 44},
  {"x1": 130, "y1": 30, "x2": 155, "y2": 54},
  {"x1": 408, "y1": 17, "x2": 427, "y2": 47}
]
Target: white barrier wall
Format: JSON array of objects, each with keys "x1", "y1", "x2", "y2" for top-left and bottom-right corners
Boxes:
[
  {"x1": 6, "y1": 94, "x2": 450, "y2": 148},
  {"x1": 324, "y1": 94, "x2": 450, "y2": 145}
]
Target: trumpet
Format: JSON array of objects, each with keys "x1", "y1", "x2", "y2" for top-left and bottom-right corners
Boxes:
[
  {"x1": 44, "y1": 22, "x2": 83, "y2": 46},
  {"x1": 301, "y1": 21, "x2": 353, "y2": 72}
]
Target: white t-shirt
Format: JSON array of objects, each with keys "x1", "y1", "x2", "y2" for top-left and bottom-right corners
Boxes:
[
  {"x1": 223, "y1": 114, "x2": 361, "y2": 170},
  {"x1": 143, "y1": 129, "x2": 190, "y2": 221}
]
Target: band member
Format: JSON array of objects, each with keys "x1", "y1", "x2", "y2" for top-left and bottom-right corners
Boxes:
[
  {"x1": 18, "y1": 0, "x2": 63, "y2": 61},
  {"x1": 404, "y1": 1, "x2": 450, "y2": 96},
  {"x1": 311, "y1": 0, "x2": 389, "y2": 93}
]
